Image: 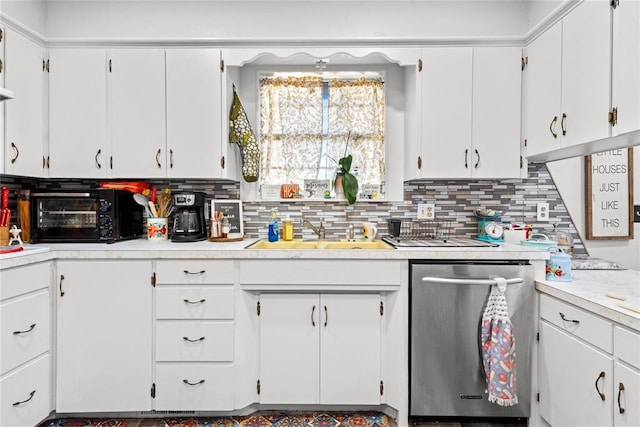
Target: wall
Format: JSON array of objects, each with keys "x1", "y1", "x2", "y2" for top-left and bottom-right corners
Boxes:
[
  {"x1": 0, "y1": 0, "x2": 46, "y2": 36},
  {"x1": 37, "y1": 1, "x2": 529, "y2": 42},
  {"x1": 547, "y1": 146, "x2": 640, "y2": 270},
  {"x1": 0, "y1": 162, "x2": 587, "y2": 256}
]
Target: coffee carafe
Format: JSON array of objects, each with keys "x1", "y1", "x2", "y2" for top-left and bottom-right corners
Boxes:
[{"x1": 171, "y1": 192, "x2": 207, "y2": 242}]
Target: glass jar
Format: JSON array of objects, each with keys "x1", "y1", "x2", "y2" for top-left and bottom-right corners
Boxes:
[{"x1": 549, "y1": 223, "x2": 574, "y2": 254}]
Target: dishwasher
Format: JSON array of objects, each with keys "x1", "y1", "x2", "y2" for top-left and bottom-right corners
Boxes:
[{"x1": 409, "y1": 260, "x2": 534, "y2": 420}]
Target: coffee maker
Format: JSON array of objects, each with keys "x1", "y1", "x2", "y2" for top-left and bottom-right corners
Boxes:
[{"x1": 171, "y1": 192, "x2": 207, "y2": 242}]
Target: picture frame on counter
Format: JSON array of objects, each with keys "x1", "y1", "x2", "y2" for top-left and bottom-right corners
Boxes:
[
  {"x1": 585, "y1": 147, "x2": 634, "y2": 240},
  {"x1": 210, "y1": 199, "x2": 244, "y2": 238}
]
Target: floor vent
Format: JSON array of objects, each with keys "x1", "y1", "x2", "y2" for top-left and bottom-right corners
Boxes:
[{"x1": 139, "y1": 410, "x2": 197, "y2": 416}]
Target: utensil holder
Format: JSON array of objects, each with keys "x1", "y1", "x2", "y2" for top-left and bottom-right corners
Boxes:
[{"x1": 147, "y1": 218, "x2": 169, "y2": 241}]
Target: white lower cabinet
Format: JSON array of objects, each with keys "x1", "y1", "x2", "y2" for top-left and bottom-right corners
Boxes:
[
  {"x1": 155, "y1": 364, "x2": 234, "y2": 411},
  {"x1": 1, "y1": 355, "x2": 51, "y2": 427},
  {"x1": 259, "y1": 293, "x2": 382, "y2": 405},
  {"x1": 0, "y1": 261, "x2": 52, "y2": 427},
  {"x1": 538, "y1": 293, "x2": 640, "y2": 427},
  {"x1": 154, "y1": 260, "x2": 235, "y2": 411},
  {"x1": 56, "y1": 261, "x2": 153, "y2": 413}
]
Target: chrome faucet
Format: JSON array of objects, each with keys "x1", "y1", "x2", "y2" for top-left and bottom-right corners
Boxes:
[{"x1": 302, "y1": 219, "x2": 325, "y2": 240}]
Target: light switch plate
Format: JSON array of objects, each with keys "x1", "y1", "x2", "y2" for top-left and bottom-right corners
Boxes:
[{"x1": 537, "y1": 202, "x2": 550, "y2": 222}]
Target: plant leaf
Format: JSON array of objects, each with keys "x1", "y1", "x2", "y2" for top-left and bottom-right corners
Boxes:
[
  {"x1": 339, "y1": 154, "x2": 353, "y2": 173},
  {"x1": 342, "y1": 172, "x2": 359, "y2": 205}
]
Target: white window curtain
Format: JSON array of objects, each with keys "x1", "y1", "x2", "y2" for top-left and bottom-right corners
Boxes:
[{"x1": 259, "y1": 75, "x2": 385, "y2": 188}]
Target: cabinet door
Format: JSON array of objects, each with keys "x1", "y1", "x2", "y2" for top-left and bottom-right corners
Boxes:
[
  {"x1": 4, "y1": 28, "x2": 45, "y2": 177},
  {"x1": 561, "y1": 0, "x2": 611, "y2": 146},
  {"x1": 421, "y1": 47, "x2": 472, "y2": 178},
  {"x1": 472, "y1": 47, "x2": 522, "y2": 178},
  {"x1": 525, "y1": 22, "x2": 562, "y2": 157},
  {"x1": 109, "y1": 49, "x2": 166, "y2": 178},
  {"x1": 259, "y1": 293, "x2": 319, "y2": 404},
  {"x1": 56, "y1": 261, "x2": 152, "y2": 412},
  {"x1": 320, "y1": 294, "x2": 381, "y2": 405},
  {"x1": 0, "y1": 26, "x2": 5, "y2": 174},
  {"x1": 614, "y1": 363, "x2": 640, "y2": 427},
  {"x1": 539, "y1": 321, "x2": 613, "y2": 426},
  {"x1": 166, "y1": 49, "x2": 222, "y2": 178},
  {"x1": 49, "y1": 49, "x2": 108, "y2": 178},
  {"x1": 612, "y1": 0, "x2": 640, "y2": 136}
]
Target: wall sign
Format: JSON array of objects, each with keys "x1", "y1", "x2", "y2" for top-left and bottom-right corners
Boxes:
[
  {"x1": 211, "y1": 199, "x2": 244, "y2": 238},
  {"x1": 585, "y1": 148, "x2": 634, "y2": 240}
]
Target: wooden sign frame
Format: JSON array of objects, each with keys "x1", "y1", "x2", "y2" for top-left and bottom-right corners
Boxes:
[
  {"x1": 210, "y1": 199, "x2": 244, "y2": 238},
  {"x1": 585, "y1": 148, "x2": 634, "y2": 240}
]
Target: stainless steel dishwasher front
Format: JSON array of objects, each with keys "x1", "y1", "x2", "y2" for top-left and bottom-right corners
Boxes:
[{"x1": 409, "y1": 260, "x2": 534, "y2": 419}]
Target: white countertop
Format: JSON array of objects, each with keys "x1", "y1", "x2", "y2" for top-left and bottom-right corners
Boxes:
[
  {"x1": 537, "y1": 269, "x2": 640, "y2": 331},
  {"x1": 0, "y1": 239, "x2": 550, "y2": 269}
]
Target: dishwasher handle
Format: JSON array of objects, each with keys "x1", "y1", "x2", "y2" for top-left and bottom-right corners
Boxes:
[{"x1": 421, "y1": 277, "x2": 524, "y2": 286}]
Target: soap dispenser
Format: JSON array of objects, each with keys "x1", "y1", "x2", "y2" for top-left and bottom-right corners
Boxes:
[
  {"x1": 283, "y1": 215, "x2": 294, "y2": 241},
  {"x1": 268, "y1": 208, "x2": 279, "y2": 242}
]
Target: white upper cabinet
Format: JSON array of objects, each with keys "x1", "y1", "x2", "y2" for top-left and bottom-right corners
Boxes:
[
  {"x1": 3, "y1": 28, "x2": 46, "y2": 177},
  {"x1": 410, "y1": 46, "x2": 522, "y2": 179},
  {"x1": 420, "y1": 47, "x2": 473, "y2": 179},
  {"x1": 611, "y1": 0, "x2": 640, "y2": 136},
  {"x1": 109, "y1": 49, "x2": 166, "y2": 178},
  {"x1": 526, "y1": 0, "x2": 614, "y2": 158},
  {"x1": 166, "y1": 49, "x2": 223, "y2": 178},
  {"x1": 49, "y1": 49, "x2": 108, "y2": 178},
  {"x1": 471, "y1": 46, "x2": 522, "y2": 179}
]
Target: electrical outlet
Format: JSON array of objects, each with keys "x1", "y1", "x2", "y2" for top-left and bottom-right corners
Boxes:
[
  {"x1": 537, "y1": 202, "x2": 550, "y2": 222},
  {"x1": 418, "y1": 203, "x2": 435, "y2": 220}
]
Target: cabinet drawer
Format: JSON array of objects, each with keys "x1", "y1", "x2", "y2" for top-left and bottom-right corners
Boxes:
[
  {"x1": 155, "y1": 364, "x2": 233, "y2": 410},
  {"x1": 0, "y1": 262, "x2": 51, "y2": 301},
  {"x1": 0, "y1": 355, "x2": 51, "y2": 427},
  {"x1": 155, "y1": 260, "x2": 233, "y2": 285},
  {"x1": 1, "y1": 291, "x2": 50, "y2": 375},
  {"x1": 156, "y1": 321, "x2": 234, "y2": 362},
  {"x1": 540, "y1": 294, "x2": 612, "y2": 353},
  {"x1": 156, "y1": 287, "x2": 234, "y2": 320},
  {"x1": 615, "y1": 326, "x2": 640, "y2": 369}
]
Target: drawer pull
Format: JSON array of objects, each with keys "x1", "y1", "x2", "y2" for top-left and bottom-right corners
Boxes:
[
  {"x1": 595, "y1": 371, "x2": 606, "y2": 401},
  {"x1": 559, "y1": 312, "x2": 580, "y2": 324},
  {"x1": 12, "y1": 390, "x2": 36, "y2": 406},
  {"x1": 13, "y1": 323, "x2": 36, "y2": 335},
  {"x1": 183, "y1": 298, "x2": 206, "y2": 305},
  {"x1": 183, "y1": 336, "x2": 205, "y2": 343},
  {"x1": 183, "y1": 270, "x2": 206, "y2": 275},
  {"x1": 183, "y1": 379, "x2": 205, "y2": 386},
  {"x1": 618, "y1": 382, "x2": 625, "y2": 414}
]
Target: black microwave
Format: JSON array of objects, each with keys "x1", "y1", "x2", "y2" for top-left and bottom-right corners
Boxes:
[{"x1": 31, "y1": 189, "x2": 144, "y2": 243}]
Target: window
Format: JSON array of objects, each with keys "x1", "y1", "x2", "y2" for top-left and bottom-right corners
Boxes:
[{"x1": 258, "y1": 71, "x2": 385, "y2": 199}]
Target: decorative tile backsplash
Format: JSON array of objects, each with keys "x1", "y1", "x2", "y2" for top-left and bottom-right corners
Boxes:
[{"x1": 0, "y1": 162, "x2": 585, "y2": 253}]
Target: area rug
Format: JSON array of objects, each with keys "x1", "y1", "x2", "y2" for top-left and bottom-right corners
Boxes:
[{"x1": 40, "y1": 412, "x2": 397, "y2": 427}]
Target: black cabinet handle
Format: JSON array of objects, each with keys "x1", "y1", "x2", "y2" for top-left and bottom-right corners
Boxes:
[
  {"x1": 561, "y1": 113, "x2": 567, "y2": 136},
  {"x1": 155, "y1": 149, "x2": 162, "y2": 168},
  {"x1": 595, "y1": 371, "x2": 606, "y2": 401},
  {"x1": 324, "y1": 305, "x2": 328, "y2": 327},
  {"x1": 559, "y1": 312, "x2": 580, "y2": 324},
  {"x1": 474, "y1": 149, "x2": 480, "y2": 169},
  {"x1": 549, "y1": 116, "x2": 558, "y2": 138},
  {"x1": 617, "y1": 382, "x2": 625, "y2": 414},
  {"x1": 59, "y1": 274, "x2": 65, "y2": 297},
  {"x1": 183, "y1": 336, "x2": 205, "y2": 343},
  {"x1": 12, "y1": 390, "x2": 36, "y2": 406},
  {"x1": 311, "y1": 305, "x2": 316, "y2": 327},
  {"x1": 10, "y1": 142, "x2": 19, "y2": 163},
  {"x1": 95, "y1": 149, "x2": 102, "y2": 169},
  {"x1": 183, "y1": 270, "x2": 206, "y2": 275},
  {"x1": 170, "y1": 149, "x2": 174, "y2": 169},
  {"x1": 13, "y1": 323, "x2": 36, "y2": 335},
  {"x1": 183, "y1": 298, "x2": 205, "y2": 305},
  {"x1": 183, "y1": 379, "x2": 205, "y2": 386},
  {"x1": 464, "y1": 149, "x2": 468, "y2": 168}
]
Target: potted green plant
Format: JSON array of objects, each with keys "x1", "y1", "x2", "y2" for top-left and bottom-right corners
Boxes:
[{"x1": 335, "y1": 132, "x2": 359, "y2": 205}]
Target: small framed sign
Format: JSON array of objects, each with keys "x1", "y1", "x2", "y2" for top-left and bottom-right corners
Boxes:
[
  {"x1": 211, "y1": 199, "x2": 244, "y2": 238},
  {"x1": 585, "y1": 148, "x2": 634, "y2": 240}
]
